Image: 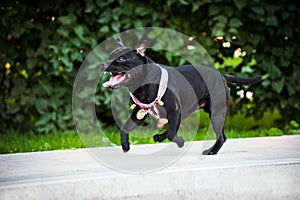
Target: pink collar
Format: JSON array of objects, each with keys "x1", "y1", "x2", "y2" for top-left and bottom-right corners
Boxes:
[{"x1": 129, "y1": 66, "x2": 168, "y2": 120}]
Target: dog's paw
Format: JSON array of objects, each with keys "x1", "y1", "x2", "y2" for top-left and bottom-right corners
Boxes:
[
  {"x1": 202, "y1": 140, "x2": 224, "y2": 155},
  {"x1": 202, "y1": 150, "x2": 216, "y2": 155},
  {"x1": 122, "y1": 142, "x2": 130, "y2": 153},
  {"x1": 153, "y1": 134, "x2": 166, "y2": 142},
  {"x1": 173, "y1": 136, "x2": 184, "y2": 148},
  {"x1": 202, "y1": 148, "x2": 217, "y2": 155},
  {"x1": 121, "y1": 133, "x2": 130, "y2": 153}
]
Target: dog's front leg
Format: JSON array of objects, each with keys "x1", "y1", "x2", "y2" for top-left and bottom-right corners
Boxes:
[
  {"x1": 154, "y1": 111, "x2": 184, "y2": 148},
  {"x1": 167, "y1": 112, "x2": 184, "y2": 148},
  {"x1": 120, "y1": 107, "x2": 146, "y2": 153}
]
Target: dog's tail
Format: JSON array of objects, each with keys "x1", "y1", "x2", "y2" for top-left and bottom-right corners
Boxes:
[{"x1": 223, "y1": 75, "x2": 262, "y2": 85}]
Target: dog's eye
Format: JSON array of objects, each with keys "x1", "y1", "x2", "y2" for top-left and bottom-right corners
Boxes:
[{"x1": 117, "y1": 56, "x2": 125, "y2": 62}]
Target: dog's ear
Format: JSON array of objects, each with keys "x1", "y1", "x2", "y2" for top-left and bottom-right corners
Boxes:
[
  {"x1": 135, "y1": 41, "x2": 146, "y2": 56},
  {"x1": 115, "y1": 37, "x2": 126, "y2": 48}
]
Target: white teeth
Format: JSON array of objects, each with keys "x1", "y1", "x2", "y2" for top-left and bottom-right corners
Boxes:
[{"x1": 103, "y1": 72, "x2": 123, "y2": 75}]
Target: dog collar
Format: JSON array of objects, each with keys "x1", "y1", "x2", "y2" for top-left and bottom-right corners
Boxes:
[{"x1": 129, "y1": 66, "x2": 168, "y2": 121}]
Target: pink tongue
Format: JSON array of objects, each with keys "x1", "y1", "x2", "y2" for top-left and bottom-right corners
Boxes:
[{"x1": 103, "y1": 74, "x2": 126, "y2": 87}]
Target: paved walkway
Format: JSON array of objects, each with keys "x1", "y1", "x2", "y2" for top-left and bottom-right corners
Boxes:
[{"x1": 0, "y1": 135, "x2": 300, "y2": 199}]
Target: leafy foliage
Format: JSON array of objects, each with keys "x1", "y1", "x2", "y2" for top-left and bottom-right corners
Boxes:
[{"x1": 1, "y1": 0, "x2": 299, "y2": 134}]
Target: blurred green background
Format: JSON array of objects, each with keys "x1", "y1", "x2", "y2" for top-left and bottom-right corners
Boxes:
[{"x1": 1, "y1": 0, "x2": 299, "y2": 153}]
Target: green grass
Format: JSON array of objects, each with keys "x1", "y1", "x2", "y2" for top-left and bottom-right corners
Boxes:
[
  {"x1": 1, "y1": 108, "x2": 298, "y2": 154},
  {"x1": 0, "y1": 131, "x2": 84, "y2": 154},
  {"x1": 0, "y1": 127, "x2": 293, "y2": 154}
]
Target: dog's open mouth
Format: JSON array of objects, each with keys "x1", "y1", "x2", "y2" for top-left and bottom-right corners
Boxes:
[{"x1": 103, "y1": 72, "x2": 131, "y2": 89}]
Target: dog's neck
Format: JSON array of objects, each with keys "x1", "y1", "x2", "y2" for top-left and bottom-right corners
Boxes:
[{"x1": 127, "y1": 57, "x2": 162, "y2": 104}]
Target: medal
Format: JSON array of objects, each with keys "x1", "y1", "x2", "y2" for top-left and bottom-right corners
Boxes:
[
  {"x1": 130, "y1": 104, "x2": 136, "y2": 110},
  {"x1": 158, "y1": 118, "x2": 168, "y2": 124},
  {"x1": 156, "y1": 99, "x2": 164, "y2": 106},
  {"x1": 136, "y1": 109, "x2": 146, "y2": 120},
  {"x1": 156, "y1": 118, "x2": 168, "y2": 129}
]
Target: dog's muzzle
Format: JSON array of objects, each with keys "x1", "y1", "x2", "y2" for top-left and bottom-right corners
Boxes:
[{"x1": 103, "y1": 72, "x2": 131, "y2": 89}]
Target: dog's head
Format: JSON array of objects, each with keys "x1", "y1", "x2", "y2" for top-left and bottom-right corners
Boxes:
[{"x1": 102, "y1": 38, "x2": 147, "y2": 89}]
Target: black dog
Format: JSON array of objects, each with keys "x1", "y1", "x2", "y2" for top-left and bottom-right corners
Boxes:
[{"x1": 101, "y1": 38, "x2": 261, "y2": 155}]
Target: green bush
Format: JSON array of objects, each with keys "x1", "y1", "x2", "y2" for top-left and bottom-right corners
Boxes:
[
  {"x1": 267, "y1": 127, "x2": 284, "y2": 136},
  {"x1": 287, "y1": 120, "x2": 300, "y2": 135}
]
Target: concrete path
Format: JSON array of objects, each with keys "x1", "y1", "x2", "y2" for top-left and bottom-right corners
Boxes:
[{"x1": 0, "y1": 135, "x2": 300, "y2": 199}]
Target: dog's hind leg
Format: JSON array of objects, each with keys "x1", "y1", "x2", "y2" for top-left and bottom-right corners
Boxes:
[
  {"x1": 202, "y1": 87, "x2": 229, "y2": 155},
  {"x1": 202, "y1": 111, "x2": 227, "y2": 155},
  {"x1": 222, "y1": 86, "x2": 230, "y2": 142}
]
